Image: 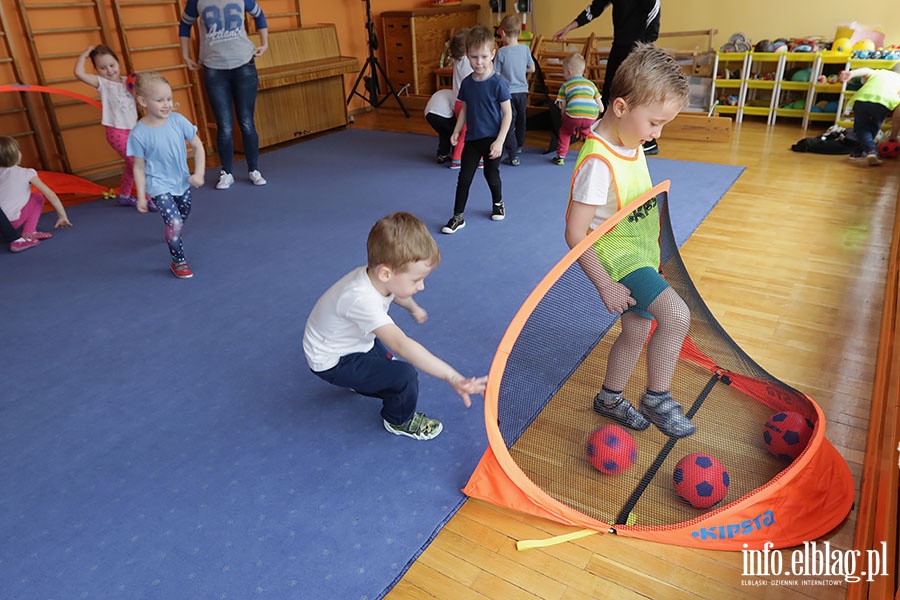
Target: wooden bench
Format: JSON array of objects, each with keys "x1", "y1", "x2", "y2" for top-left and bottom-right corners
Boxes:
[{"x1": 241, "y1": 25, "x2": 359, "y2": 148}]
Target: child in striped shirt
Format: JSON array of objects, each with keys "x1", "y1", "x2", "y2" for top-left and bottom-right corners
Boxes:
[{"x1": 553, "y1": 53, "x2": 604, "y2": 165}]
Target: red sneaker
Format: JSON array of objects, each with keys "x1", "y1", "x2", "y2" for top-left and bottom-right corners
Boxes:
[
  {"x1": 170, "y1": 262, "x2": 194, "y2": 279},
  {"x1": 25, "y1": 231, "x2": 53, "y2": 240},
  {"x1": 10, "y1": 238, "x2": 40, "y2": 253}
]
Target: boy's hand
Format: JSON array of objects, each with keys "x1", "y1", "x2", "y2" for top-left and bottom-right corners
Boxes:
[
  {"x1": 136, "y1": 197, "x2": 149, "y2": 213},
  {"x1": 489, "y1": 139, "x2": 503, "y2": 159},
  {"x1": 54, "y1": 216, "x2": 73, "y2": 229},
  {"x1": 450, "y1": 375, "x2": 488, "y2": 408},
  {"x1": 599, "y1": 281, "x2": 636, "y2": 315},
  {"x1": 451, "y1": 131, "x2": 460, "y2": 146},
  {"x1": 409, "y1": 305, "x2": 428, "y2": 324},
  {"x1": 189, "y1": 173, "x2": 204, "y2": 188},
  {"x1": 838, "y1": 70, "x2": 851, "y2": 83}
]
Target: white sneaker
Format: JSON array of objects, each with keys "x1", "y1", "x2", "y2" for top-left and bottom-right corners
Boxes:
[
  {"x1": 248, "y1": 170, "x2": 267, "y2": 186},
  {"x1": 216, "y1": 171, "x2": 234, "y2": 190}
]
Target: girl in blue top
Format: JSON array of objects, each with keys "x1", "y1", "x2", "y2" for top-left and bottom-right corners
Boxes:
[{"x1": 127, "y1": 72, "x2": 206, "y2": 279}]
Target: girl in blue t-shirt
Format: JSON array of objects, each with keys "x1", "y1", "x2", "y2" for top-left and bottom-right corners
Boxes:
[{"x1": 127, "y1": 72, "x2": 206, "y2": 279}]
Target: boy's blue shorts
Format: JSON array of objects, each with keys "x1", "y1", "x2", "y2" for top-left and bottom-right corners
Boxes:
[{"x1": 618, "y1": 266, "x2": 670, "y2": 320}]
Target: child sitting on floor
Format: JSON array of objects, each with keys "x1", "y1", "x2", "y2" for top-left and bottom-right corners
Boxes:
[{"x1": 0, "y1": 136, "x2": 73, "y2": 253}]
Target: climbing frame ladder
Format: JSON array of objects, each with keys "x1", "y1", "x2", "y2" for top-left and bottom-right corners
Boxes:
[{"x1": 0, "y1": 1, "x2": 51, "y2": 169}]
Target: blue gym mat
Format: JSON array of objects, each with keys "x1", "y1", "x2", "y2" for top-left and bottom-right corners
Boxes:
[{"x1": 0, "y1": 128, "x2": 743, "y2": 599}]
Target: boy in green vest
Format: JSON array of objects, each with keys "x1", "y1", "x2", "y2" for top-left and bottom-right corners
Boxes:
[
  {"x1": 564, "y1": 44, "x2": 695, "y2": 438},
  {"x1": 839, "y1": 63, "x2": 900, "y2": 166}
]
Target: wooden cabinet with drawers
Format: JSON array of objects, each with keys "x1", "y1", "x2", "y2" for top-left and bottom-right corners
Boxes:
[{"x1": 381, "y1": 4, "x2": 479, "y2": 97}]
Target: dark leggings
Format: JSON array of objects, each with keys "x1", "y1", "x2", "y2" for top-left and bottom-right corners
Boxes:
[
  {"x1": 503, "y1": 92, "x2": 528, "y2": 157},
  {"x1": 425, "y1": 112, "x2": 456, "y2": 157},
  {"x1": 453, "y1": 136, "x2": 502, "y2": 215},
  {"x1": 152, "y1": 189, "x2": 192, "y2": 263},
  {"x1": 0, "y1": 207, "x2": 22, "y2": 243}
]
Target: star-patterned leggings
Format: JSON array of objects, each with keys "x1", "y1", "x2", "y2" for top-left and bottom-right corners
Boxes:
[{"x1": 152, "y1": 190, "x2": 192, "y2": 263}]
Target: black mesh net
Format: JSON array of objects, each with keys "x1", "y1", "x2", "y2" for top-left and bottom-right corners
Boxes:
[{"x1": 495, "y1": 188, "x2": 818, "y2": 529}]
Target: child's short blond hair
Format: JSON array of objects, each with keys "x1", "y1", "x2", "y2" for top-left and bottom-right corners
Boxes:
[
  {"x1": 0, "y1": 136, "x2": 20, "y2": 168},
  {"x1": 466, "y1": 25, "x2": 495, "y2": 53},
  {"x1": 563, "y1": 53, "x2": 586, "y2": 77},
  {"x1": 610, "y1": 43, "x2": 689, "y2": 109},
  {"x1": 134, "y1": 71, "x2": 170, "y2": 98},
  {"x1": 367, "y1": 212, "x2": 441, "y2": 271},
  {"x1": 499, "y1": 14, "x2": 521, "y2": 37}
]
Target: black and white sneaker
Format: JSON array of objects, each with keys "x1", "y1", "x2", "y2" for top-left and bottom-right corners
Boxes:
[
  {"x1": 642, "y1": 140, "x2": 659, "y2": 155},
  {"x1": 491, "y1": 201, "x2": 505, "y2": 221},
  {"x1": 441, "y1": 214, "x2": 466, "y2": 234}
]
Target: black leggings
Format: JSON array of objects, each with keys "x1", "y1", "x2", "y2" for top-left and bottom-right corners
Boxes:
[
  {"x1": 453, "y1": 136, "x2": 502, "y2": 215},
  {"x1": 425, "y1": 112, "x2": 456, "y2": 157}
]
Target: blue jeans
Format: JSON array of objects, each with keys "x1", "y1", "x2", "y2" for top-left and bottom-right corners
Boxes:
[
  {"x1": 852, "y1": 101, "x2": 890, "y2": 154},
  {"x1": 152, "y1": 190, "x2": 192, "y2": 263},
  {"x1": 311, "y1": 339, "x2": 418, "y2": 426},
  {"x1": 203, "y1": 58, "x2": 260, "y2": 173}
]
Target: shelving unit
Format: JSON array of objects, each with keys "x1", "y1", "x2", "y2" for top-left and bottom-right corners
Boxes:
[
  {"x1": 708, "y1": 52, "x2": 748, "y2": 121},
  {"x1": 801, "y1": 53, "x2": 849, "y2": 129},
  {"x1": 772, "y1": 52, "x2": 816, "y2": 124},
  {"x1": 743, "y1": 52, "x2": 781, "y2": 124},
  {"x1": 712, "y1": 51, "x2": 898, "y2": 130}
]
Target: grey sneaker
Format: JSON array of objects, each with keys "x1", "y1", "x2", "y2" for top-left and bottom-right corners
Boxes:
[
  {"x1": 640, "y1": 392, "x2": 696, "y2": 438},
  {"x1": 593, "y1": 391, "x2": 650, "y2": 430},
  {"x1": 383, "y1": 412, "x2": 443, "y2": 440},
  {"x1": 866, "y1": 151, "x2": 883, "y2": 166}
]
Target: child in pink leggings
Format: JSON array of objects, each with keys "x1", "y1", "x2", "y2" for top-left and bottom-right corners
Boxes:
[
  {"x1": 0, "y1": 136, "x2": 72, "y2": 252},
  {"x1": 74, "y1": 44, "x2": 156, "y2": 210}
]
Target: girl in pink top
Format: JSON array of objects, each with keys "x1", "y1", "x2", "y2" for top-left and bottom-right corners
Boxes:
[
  {"x1": 0, "y1": 136, "x2": 72, "y2": 252},
  {"x1": 74, "y1": 45, "x2": 155, "y2": 210}
]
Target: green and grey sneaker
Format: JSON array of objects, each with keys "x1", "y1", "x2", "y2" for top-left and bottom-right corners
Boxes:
[
  {"x1": 593, "y1": 390, "x2": 650, "y2": 430},
  {"x1": 383, "y1": 412, "x2": 443, "y2": 440},
  {"x1": 640, "y1": 392, "x2": 696, "y2": 438}
]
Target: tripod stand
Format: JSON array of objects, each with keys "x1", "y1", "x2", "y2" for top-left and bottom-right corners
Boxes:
[{"x1": 346, "y1": 0, "x2": 409, "y2": 117}]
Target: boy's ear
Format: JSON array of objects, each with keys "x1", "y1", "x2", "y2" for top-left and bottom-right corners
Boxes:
[
  {"x1": 611, "y1": 97, "x2": 628, "y2": 117},
  {"x1": 374, "y1": 264, "x2": 393, "y2": 282}
]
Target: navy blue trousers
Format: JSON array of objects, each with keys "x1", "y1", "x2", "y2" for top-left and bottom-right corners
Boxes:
[
  {"x1": 852, "y1": 101, "x2": 890, "y2": 154},
  {"x1": 312, "y1": 339, "x2": 418, "y2": 426}
]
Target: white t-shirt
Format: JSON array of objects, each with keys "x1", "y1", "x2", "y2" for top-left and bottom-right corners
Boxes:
[
  {"x1": 453, "y1": 56, "x2": 473, "y2": 94},
  {"x1": 0, "y1": 165, "x2": 37, "y2": 220},
  {"x1": 570, "y1": 126, "x2": 637, "y2": 230},
  {"x1": 97, "y1": 76, "x2": 138, "y2": 130},
  {"x1": 303, "y1": 266, "x2": 395, "y2": 372}
]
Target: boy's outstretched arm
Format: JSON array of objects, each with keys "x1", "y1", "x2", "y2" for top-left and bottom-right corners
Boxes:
[
  {"x1": 565, "y1": 200, "x2": 635, "y2": 314},
  {"x1": 374, "y1": 323, "x2": 486, "y2": 407},
  {"x1": 393, "y1": 295, "x2": 428, "y2": 324}
]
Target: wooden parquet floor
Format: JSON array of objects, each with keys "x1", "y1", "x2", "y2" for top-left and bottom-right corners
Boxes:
[{"x1": 350, "y1": 107, "x2": 899, "y2": 600}]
